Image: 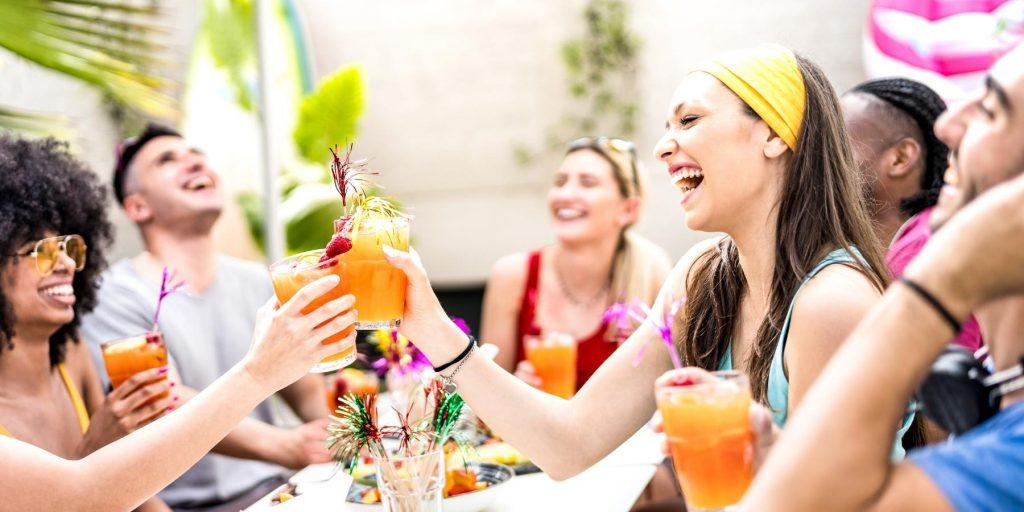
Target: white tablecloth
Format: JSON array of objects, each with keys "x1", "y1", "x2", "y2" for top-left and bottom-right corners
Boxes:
[{"x1": 250, "y1": 420, "x2": 665, "y2": 512}]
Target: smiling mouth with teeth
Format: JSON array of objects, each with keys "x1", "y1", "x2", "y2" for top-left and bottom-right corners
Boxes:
[
  {"x1": 41, "y1": 284, "x2": 74, "y2": 297},
  {"x1": 184, "y1": 176, "x2": 214, "y2": 191},
  {"x1": 672, "y1": 169, "x2": 704, "y2": 192},
  {"x1": 555, "y1": 208, "x2": 586, "y2": 220}
]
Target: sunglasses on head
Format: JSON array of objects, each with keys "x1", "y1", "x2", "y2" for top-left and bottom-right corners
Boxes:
[
  {"x1": 14, "y1": 235, "x2": 87, "y2": 276},
  {"x1": 568, "y1": 137, "x2": 640, "y2": 191}
]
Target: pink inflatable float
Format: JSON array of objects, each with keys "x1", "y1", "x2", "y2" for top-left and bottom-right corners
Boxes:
[{"x1": 864, "y1": 0, "x2": 1023, "y2": 98}]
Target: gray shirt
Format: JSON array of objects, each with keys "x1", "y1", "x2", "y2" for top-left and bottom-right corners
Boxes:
[{"x1": 80, "y1": 256, "x2": 284, "y2": 508}]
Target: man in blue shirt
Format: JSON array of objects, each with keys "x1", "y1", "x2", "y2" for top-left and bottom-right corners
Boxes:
[{"x1": 743, "y1": 44, "x2": 1024, "y2": 511}]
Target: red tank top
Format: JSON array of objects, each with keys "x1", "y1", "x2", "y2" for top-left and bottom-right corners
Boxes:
[{"x1": 515, "y1": 250, "x2": 618, "y2": 389}]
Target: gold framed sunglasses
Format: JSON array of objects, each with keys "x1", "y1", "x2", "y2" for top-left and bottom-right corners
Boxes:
[
  {"x1": 15, "y1": 235, "x2": 87, "y2": 276},
  {"x1": 568, "y1": 136, "x2": 640, "y2": 191}
]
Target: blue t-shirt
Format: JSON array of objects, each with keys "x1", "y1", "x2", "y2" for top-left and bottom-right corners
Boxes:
[{"x1": 910, "y1": 401, "x2": 1024, "y2": 511}]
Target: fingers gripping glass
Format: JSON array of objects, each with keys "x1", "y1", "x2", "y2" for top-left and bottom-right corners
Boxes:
[
  {"x1": 568, "y1": 136, "x2": 640, "y2": 191},
  {"x1": 15, "y1": 235, "x2": 87, "y2": 276}
]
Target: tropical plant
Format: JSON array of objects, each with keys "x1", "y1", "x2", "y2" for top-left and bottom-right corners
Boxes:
[
  {"x1": 514, "y1": 0, "x2": 641, "y2": 165},
  {"x1": 0, "y1": 0, "x2": 177, "y2": 133},
  {"x1": 237, "y1": 64, "x2": 368, "y2": 255}
]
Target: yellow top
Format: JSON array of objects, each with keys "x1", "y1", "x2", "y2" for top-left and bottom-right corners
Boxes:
[
  {"x1": 0, "y1": 363, "x2": 90, "y2": 437},
  {"x1": 693, "y1": 43, "x2": 806, "y2": 150}
]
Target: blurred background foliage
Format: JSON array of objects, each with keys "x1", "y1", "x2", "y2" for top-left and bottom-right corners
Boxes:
[{"x1": 514, "y1": 0, "x2": 641, "y2": 166}]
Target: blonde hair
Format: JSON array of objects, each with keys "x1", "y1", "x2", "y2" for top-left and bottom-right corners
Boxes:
[{"x1": 566, "y1": 139, "x2": 668, "y2": 306}]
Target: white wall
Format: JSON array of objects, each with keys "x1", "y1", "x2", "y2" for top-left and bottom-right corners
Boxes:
[
  {"x1": 0, "y1": 1, "x2": 200, "y2": 263},
  {"x1": 3, "y1": 0, "x2": 872, "y2": 286},
  {"x1": 298, "y1": 0, "x2": 873, "y2": 286}
]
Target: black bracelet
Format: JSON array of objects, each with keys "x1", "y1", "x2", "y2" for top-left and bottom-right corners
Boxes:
[
  {"x1": 899, "y1": 276, "x2": 962, "y2": 334},
  {"x1": 433, "y1": 335, "x2": 477, "y2": 373}
]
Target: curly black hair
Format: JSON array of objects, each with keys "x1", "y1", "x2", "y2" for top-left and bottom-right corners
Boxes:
[
  {"x1": 849, "y1": 78, "x2": 949, "y2": 217},
  {"x1": 0, "y1": 133, "x2": 113, "y2": 366}
]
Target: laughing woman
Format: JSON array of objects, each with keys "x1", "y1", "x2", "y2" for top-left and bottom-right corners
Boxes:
[
  {"x1": 482, "y1": 137, "x2": 670, "y2": 393},
  {"x1": 384, "y1": 44, "x2": 911, "y2": 480},
  {"x1": 0, "y1": 135, "x2": 175, "y2": 511}
]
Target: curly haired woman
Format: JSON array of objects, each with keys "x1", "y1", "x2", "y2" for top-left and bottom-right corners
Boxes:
[{"x1": 0, "y1": 134, "x2": 175, "y2": 511}]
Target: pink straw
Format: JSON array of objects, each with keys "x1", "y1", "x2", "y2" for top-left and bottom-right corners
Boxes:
[{"x1": 152, "y1": 267, "x2": 186, "y2": 331}]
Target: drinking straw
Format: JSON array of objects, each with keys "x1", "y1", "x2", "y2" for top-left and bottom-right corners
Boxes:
[{"x1": 152, "y1": 267, "x2": 185, "y2": 332}]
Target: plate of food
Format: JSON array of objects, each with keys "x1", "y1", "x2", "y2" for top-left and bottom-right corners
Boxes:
[{"x1": 346, "y1": 461, "x2": 513, "y2": 512}]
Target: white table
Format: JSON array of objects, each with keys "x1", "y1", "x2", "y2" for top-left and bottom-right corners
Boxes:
[{"x1": 248, "y1": 426, "x2": 664, "y2": 512}]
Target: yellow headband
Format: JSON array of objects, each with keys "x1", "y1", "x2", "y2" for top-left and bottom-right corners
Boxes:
[{"x1": 694, "y1": 44, "x2": 806, "y2": 150}]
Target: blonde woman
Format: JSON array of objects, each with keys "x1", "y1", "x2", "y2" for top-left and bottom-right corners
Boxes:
[{"x1": 482, "y1": 137, "x2": 671, "y2": 391}]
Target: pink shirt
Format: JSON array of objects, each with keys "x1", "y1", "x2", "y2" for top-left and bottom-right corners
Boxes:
[{"x1": 887, "y1": 207, "x2": 983, "y2": 351}]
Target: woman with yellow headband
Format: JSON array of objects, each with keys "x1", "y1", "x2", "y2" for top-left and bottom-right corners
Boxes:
[{"x1": 383, "y1": 44, "x2": 909, "y2": 481}]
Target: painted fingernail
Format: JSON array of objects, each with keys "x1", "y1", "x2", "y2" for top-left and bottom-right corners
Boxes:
[
  {"x1": 158, "y1": 367, "x2": 169, "y2": 375},
  {"x1": 170, "y1": 381, "x2": 176, "y2": 387},
  {"x1": 166, "y1": 406, "x2": 175, "y2": 411}
]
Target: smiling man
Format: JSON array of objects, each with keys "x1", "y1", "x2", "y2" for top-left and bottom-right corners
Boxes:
[
  {"x1": 743, "y1": 44, "x2": 1024, "y2": 511},
  {"x1": 79, "y1": 125, "x2": 332, "y2": 512}
]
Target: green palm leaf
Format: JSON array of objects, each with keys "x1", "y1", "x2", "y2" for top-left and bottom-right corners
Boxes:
[
  {"x1": 293, "y1": 65, "x2": 365, "y2": 163},
  {"x1": 0, "y1": 0, "x2": 178, "y2": 129},
  {"x1": 0, "y1": 106, "x2": 72, "y2": 138}
]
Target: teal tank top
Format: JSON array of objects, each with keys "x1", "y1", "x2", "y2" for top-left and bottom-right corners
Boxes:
[{"x1": 717, "y1": 247, "x2": 914, "y2": 459}]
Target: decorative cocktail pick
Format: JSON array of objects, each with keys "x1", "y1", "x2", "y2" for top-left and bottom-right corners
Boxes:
[
  {"x1": 328, "y1": 143, "x2": 378, "y2": 208},
  {"x1": 603, "y1": 297, "x2": 686, "y2": 369},
  {"x1": 328, "y1": 393, "x2": 387, "y2": 470},
  {"x1": 152, "y1": 267, "x2": 185, "y2": 332}
]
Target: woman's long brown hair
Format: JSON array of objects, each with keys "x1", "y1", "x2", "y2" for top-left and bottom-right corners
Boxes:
[{"x1": 672, "y1": 55, "x2": 890, "y2": 406}]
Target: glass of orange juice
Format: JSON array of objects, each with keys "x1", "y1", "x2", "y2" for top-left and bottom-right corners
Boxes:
[
  {"x1": 657, "y1": 370, "x2": 754, "y2": 511},
  {"x1": 341, "y1": 215, "x2": 410, "y2": 330},
  {"x1": 270, "y1": 249, "x2": 357, "y2": 373},
  {"x1": 525, "y1": 332, "x2": 578, "y2": 399},
  {"x1": 101, "y1": 332, "x2": 169, "y2": 401}
]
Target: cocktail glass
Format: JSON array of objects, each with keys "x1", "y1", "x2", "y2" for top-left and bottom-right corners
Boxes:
[
  {"x1": 525, "y1": 332, "x2": 578, "y2": 399},
  {"x1": 656, "y1": 370, "x2": 754, "y2": 511},
  {"x1": 270, "y1": 249, "x2": 357, "y2": 373},
  {"x1": 101, "y1": 331, "x2": 169, "y2": 402},
  {"x1": 375, "y1": 447, "x2": 443, "y2": 512},
  {"x1": 341, "y1": 215, "x2": 410, "y2": 330}
]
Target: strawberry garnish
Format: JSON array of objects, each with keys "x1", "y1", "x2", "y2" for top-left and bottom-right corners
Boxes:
[{"x1": 325, "y1": 234, "x2": 353, "y2": 258}]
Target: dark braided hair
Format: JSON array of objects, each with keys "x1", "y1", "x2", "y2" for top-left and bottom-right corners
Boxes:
[
  {"x1": 849, "y1": 78, "x2": 949, "y2": 216},
  {"x1": 0, "y1": 133, "x2": 113, "y2": 366}
]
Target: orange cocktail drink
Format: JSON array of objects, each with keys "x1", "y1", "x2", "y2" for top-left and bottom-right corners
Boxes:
[
  {"x1": 525, "y1": 332, "x2": 577, "y2": 399},
  {"x1": 270, "y1": 250, "x2": 356, "y2": 373},
  {"x1": 341, "y1": 215, "x2": 409, "y2": 330},
  {"x1": 101, "y1": 332, "x2": 169, "y2": 401},
  {"x1": 656, "y1": 371, "x2": 754, "y2": 511}
]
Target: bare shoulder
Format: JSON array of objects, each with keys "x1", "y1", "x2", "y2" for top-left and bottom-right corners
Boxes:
[
  {"x1": 657, "y1": 236, "x2": 724, "y2": 301},
  {"x1": 674, "y1": 236, "x2": 724, "y2": 285},
  {"x1": 487, "y1": 251, "x2": 531, "y2": 294},
  {"x1": 791, "y1": 263, "x2": 883, "y2": 327}
]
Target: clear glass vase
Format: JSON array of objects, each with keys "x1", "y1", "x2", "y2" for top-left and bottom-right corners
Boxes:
[{"x1": 374, "y1": 448, "x2": 444, "y2": 512}]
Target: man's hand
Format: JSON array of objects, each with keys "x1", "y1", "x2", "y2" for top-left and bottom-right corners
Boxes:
[
  {"x1": 908, "y1": 172, "x2": 1024, "y2": 315},
  {"x1": 268, "y1": 419, "x2": 332, "y2": 469}
]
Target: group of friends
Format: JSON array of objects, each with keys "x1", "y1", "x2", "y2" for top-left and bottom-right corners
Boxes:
[{"x1": 0, "y1": 41, "x2": 1022, "y2": 511}]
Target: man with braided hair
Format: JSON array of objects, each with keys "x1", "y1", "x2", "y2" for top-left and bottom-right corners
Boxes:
[
  {"x1": 843, "y1": 78, "x2": 982, "y2": 353},
  {"x1": 843, "y1": 77, "x2": 949, "y2": 244}
]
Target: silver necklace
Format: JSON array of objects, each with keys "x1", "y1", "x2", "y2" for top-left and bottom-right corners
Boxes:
[{"x1": 553, "y1": 253, "x2": 610, "y2": 308}]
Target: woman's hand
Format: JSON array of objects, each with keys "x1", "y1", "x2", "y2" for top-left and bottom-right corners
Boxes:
[
  {"x1": 242, "y1": 275, "x2": 358, "y2": 394},
  {"x1": 79, "y1": 366, "x2": 176, "y2": 455},
  {"x1": 514, "y1": 360, "x2": 543, "y2": 388},
  {"x1": 383, "y1": 245, "x2": 469, "y2": 363}
]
